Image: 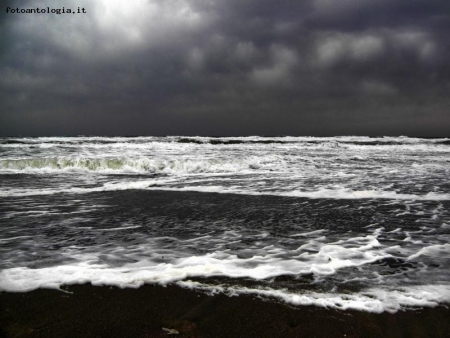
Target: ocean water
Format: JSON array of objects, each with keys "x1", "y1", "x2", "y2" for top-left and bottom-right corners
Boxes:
[{"x1": 0, "y1": 136, "x2": 449, "y2": 313}]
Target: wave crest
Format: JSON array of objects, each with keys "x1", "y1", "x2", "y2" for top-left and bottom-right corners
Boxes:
[{"x1": 0, "y1": 156, "x2": 276, "y2": 174}]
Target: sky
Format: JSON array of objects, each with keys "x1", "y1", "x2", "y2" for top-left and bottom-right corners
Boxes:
[{"x1": 1, "y1": 0, "x2": 449, "y2": 136}]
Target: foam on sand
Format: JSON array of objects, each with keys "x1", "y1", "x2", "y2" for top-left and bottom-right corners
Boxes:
[{"x1": 1, "y1": 259, "x2": 448, "y2": 313}]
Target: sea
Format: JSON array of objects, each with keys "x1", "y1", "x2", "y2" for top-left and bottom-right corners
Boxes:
[{"x1": 0, "y1": 136, "x2": 449, "y2": 313}]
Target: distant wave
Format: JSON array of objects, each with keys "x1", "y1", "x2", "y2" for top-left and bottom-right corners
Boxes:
[
  {"x1": 171, "y1": 137, "x2": 450, "y2": 146},
  {"x1": 1, "y1": 136, "x2": 449, "y2": 147},
  {"x1": 175, "y1": 138, "x2": 450, "y2": 146}
]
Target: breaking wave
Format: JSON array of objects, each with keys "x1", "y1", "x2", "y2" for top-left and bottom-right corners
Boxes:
[{"x1": 0, "y1": 156, "x2": 274, "y2": 174}]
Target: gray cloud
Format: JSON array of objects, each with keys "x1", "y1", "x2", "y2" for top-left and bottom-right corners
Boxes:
[{"x1": 1, "y1": 0, "x2": 449, "y2": 136}]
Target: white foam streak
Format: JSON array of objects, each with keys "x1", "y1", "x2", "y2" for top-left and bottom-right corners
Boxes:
[
  {"x1": 176, "y1": 281, "x2": 450, "y2": 313},
  {"x1": 291, "y1": 229, "x2": 326, "y2": 237},
  {"x1": 147, "y1": 186, "x2": 450, "y2": 201},
  {"x1": 407, "y1": 244, "x2": 450, "y2": 260},
  {"x1": 3, "y1": 182, "x2": 449, "y2": 200},
  {"x1": 95, "y1": 225, "x2": 142, "y2": 232}
]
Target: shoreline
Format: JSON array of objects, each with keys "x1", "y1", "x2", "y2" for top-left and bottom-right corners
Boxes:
[{"x1": 1, "y1": 283, "x2": 449, "y2": 338}]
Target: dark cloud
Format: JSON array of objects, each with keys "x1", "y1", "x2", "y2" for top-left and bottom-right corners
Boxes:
[{"x1": 1, "y1": 0, "x2": 449, "y2": 136}]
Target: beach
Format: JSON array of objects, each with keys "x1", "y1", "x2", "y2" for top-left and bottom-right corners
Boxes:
[
  {"x1": 3, "y1": 0, "x2": 450, "y2": 332},
  {"x1": 2, "y1": 283, "x2": 450, "y2": 338},
  {"x1": 1, "y1": 136, "x2": 449, "y2": 337}
]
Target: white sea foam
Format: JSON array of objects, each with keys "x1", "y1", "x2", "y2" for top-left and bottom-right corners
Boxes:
[
  {"x1": 176, "y1": 280, "x2": 450, "y2": 313},
  {"x1": 2, "y1": 181, "x2": 450, "y2": 200},
  {"x1": 0, "y1": 224, "x2": 405, "y2": 289},
  {"x1": 0, "y1": 232, "x2": 390, "y2": 292},
  {"x1": 94, "y1": 225, "x2": 142, "y2": 232},
  {"x1": 407, "y1": 244, "x2": 450, "y2": 260},
  {"x1": 144, "y1": 185, "x2": 450, "y2": 201},
  {"x1": 290, "y1": 229, "x2": 326, "y2": 237},
  {"x1": 1, "y1": 252, "x2": 448, "y2": 313},
  {"x1": 0, "y1": 222, "x2": 448, "y2": 312}
]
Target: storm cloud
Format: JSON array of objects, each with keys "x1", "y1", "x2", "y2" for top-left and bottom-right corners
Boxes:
[{"x1": 1, "y1": 0, "x2": 449, "y2": 136}]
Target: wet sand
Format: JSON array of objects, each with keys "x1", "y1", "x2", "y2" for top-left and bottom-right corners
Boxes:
[{"x1": 1, "y1": 284, "x2": 449, "y2": 338}]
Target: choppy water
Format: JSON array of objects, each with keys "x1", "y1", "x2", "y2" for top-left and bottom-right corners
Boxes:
[{"x1": 0, "y1": 136, "x2": 449, "y2": 313}]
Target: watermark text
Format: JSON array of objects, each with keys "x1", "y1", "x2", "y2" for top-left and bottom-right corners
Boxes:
[{"x1": 6, "y1": 7, "x2": 86, "y2": 14}]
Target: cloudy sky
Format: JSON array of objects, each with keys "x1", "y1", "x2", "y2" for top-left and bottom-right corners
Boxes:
[{"x1": 1, "y1": 0, "x2": 449, "y2": 136}]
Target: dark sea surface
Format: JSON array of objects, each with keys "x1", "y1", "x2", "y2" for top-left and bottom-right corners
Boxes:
[{"x1": 0, "y1": 136, "x2": 449, "y2": 313}]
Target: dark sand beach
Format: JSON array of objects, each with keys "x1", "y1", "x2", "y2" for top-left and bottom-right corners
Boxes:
[{"x1": 1, "y1": 284, "x2": 449, "y2": 338}]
